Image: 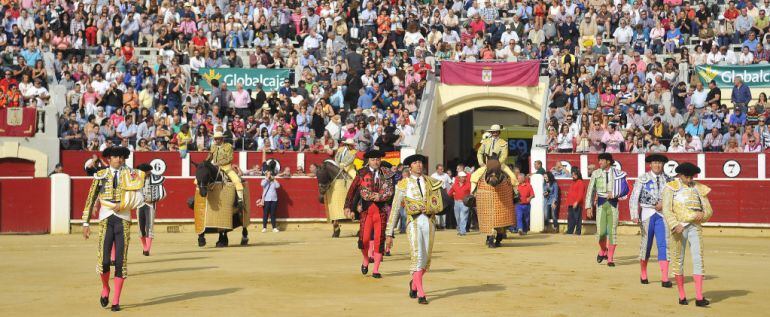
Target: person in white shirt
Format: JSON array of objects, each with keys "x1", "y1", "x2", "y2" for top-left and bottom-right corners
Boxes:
[
  {"x1": 690, "y1": 82, "x2": 709, "y2": 111},
  {"x1": 738, "y1": 46, "x2": 755, "y2": 64},
  {"x1": 500, "y1": 26, "x2": 519, "y2": 45},
  {"x1": 685, "y1": 134, "x2": 703, "y2": 152},
  {"x1": 189, "y1": 50, "x2": 206, "y2": 73},
  {"x1": 613, "y1": 20, "x2": 634, "y2": 48}
]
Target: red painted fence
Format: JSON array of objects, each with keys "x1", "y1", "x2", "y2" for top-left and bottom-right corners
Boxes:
[{"x1": 0, "y1": 178, "x2": 50, "y2": 233}]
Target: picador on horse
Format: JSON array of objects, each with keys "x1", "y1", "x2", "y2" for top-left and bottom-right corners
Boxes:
[
  {"x1": 313, "y1": 139, "x2": 358, "y2": 238},
  {"x1": 188, "y1": 130, "x2": 251, "y2": 248},
  {"x1": 466, "y1": 124, "x2": 517, "y2": 248}
]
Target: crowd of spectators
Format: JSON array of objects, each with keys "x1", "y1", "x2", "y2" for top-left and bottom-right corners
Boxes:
[
  {"x1": 543, "y1": 0, "x2": 770, "y2": 154},
  {"x1": 7, "y1": 0, "x2": 770, "y2": 156}
]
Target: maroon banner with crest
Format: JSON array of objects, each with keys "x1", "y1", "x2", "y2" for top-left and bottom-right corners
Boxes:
[
  {"x1": 0, "y1": 107, "x2": 37, "y2": 137},
  {"x1": 439, "y1": 61, "x2": 540, "y2": 86}
]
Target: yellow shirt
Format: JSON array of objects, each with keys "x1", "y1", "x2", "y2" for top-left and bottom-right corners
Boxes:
[{"x1": 177, "y1": 131, "x2": 192, "y2": 150}]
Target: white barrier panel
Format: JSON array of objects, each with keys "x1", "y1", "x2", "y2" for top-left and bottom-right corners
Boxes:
[
  {"x1": 529, "y1": 173, "x2": 545, "y2": 233},
  {"x1": 50, "y1": 174, "x2": 71, "y2": 234}
]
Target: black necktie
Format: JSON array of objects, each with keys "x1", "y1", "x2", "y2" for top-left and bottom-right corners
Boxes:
[
  {"x1": 113, "y1": 170, "x2": 118, "y2": 189},
  {"x1": 417, "y1": 177, "x2": 423, "y2": 197}
]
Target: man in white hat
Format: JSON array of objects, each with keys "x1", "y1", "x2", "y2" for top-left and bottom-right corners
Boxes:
[
  {"x1": 335, "y1": 139, "x2": 358, "y2": 179},
  {"x1": 207, "y1": 130, "x2": 244, "y2": 205},
  {"x1": 471, "y1": 124, "x2": 516, "y2": 191}
]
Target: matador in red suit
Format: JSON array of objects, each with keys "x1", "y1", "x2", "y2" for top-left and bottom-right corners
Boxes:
[{"x1": 344, "y1": 150, "x2": 395, "y2": 279}]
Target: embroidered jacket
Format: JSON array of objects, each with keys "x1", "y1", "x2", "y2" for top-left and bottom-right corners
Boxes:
[
  {"x1": 662, "y1": 178, "x2": 713, "y2": 229},
  {"x1": 386, "y1": 175, "x2": 443, "y2": 237},
  {"x1": 207, "y1": 142, "x2": 234, "y2": 166},
  {"x1": 629, "y1": 171, "x2": 670, "y2": 221},
  {"x1": 477, "y1": 137, "x2": 508, "y2": 166},
  {"x1": 344, "y1": 166, "x2": 395, "y2": 210},
  {"x1": 82, "y1": 166, "x2": 146, "y2": 221}
]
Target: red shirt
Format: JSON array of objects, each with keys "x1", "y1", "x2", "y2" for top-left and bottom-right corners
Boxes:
[
  {"x1": 192, "y1": 36, "x2": 208, "y2": 47},
  {"x1": 565, "y1": 179, "x2": 587, "y2": 206},
  {"x1": 518, "y1": 182, "x2": 534, "y2": 204},
  {"x1": 447, "y1": 179, "x2": 471, "y2": 201}
]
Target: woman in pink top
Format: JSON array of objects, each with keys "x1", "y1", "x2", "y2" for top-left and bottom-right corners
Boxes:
[
  {"x1": 600, "y1": 88, "x2": 616, "y2": 114},
  {"x1": 109, "y1": 108, "x2": 125, "y2": 128}
]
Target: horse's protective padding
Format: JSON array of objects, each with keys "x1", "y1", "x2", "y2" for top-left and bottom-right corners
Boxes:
[
  {"x1": 194, "y1": 183, "x2": 237, "y2": 234},
  {"x1": 325, "y1": 178, "x2": 350, "y2": 221},
  {"x1": 476, "y1": 179, "x2": 516, "y2": 235}
]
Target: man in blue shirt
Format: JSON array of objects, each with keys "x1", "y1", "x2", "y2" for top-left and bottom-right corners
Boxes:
[
  {"x1": 731, "y1": 76, "x2": 752, "y2": 113},
  {"x1": 357, "y1": 88, "x2": 373, "y2": 110},
  {"x1": 742, "y1": 31, "x2": 760, "y2": 53}
]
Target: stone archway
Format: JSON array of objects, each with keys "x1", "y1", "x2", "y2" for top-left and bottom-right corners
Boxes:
[
  {"x1": 0, "y1": 141, "x2": 49, "y2": 177},
  {"x1": 416, "y1": 83, "x2": 547, "y2": 165}
]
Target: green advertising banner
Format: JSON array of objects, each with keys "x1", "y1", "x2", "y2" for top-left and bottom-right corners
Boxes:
[
  {"x1": 198, "y1": 68, "x2": 290, "y2": 92},
  {"x1": 695, "y1": 64, "x2": 770, "y2": 88}
]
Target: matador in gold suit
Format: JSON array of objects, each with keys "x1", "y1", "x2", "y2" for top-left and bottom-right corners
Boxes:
[
  {"x1": 471, "y1": 124, "x2": 517, "y2": 192},
  {"x1": 662, "y1": 162, "x2": 713, "y2": 307},
  {"x1": 208, "y1": 131, "x2": 244, "y2": 204},
  {"x1": 81, "y1": 146, "x2": 147, "y2": 312}
]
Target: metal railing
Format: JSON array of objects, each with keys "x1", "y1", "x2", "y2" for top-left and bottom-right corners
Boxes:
[{"x1": 409, "y1": 72, "x2": 438, "y2": 151}]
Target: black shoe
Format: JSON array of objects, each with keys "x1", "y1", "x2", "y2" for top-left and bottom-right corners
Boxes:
[
  {"x1": 385, "y1": 251, "x2": 391, "y2": 256},
  {"x1": 332, "y1": 227, "x2": 341, "y2": 238},
  {"x1": 361, "y1": 265, "x2": 368, "y2": 275},
  {"x1": 368, "y1": 257, "x2": 374, "y2": 263},
  {"x1": 494, "y1": 233, "x2": 504, "y2": 247},
  {"x1": 240, "y1": 237, "x2": 249, "y2": 246},
  {"x1": 418, "y1": 297, "x2": 429, "y2": 305},
  {"x1": 409, "y1": 280, "x2": 417, "y2": 298},
  {"x1": 111, "y1": 305, "x2": 120, "y2": 311},
  {"x1": 696, "y1": 299, "x2": 710, "y2": 307},
  {"x1": 372, "y1": 273, "x2": 382, "y2": 278},
  {"x1": 607, "y1": 262, "x2": 615, "y2": 267},
  {"x1": 596, "y1": 254, "x2": 606, "y2": 263},
  {"x1": 142, "y1": 251, "x2": 149, "y2": 256},
  {"x1": 641, "y1": 279, "x2": 649, "y2": 284},
  {"x1": 198, "y1": 236, "x2": 206, "y2": 247},
  {"x1": 100, "y1": 296, "x2": 109, "y2": 308},
  {"x1": 486, "y1": 236, "x2": 495, "y2": 248},
  {"x1": 662, "y1": 281, "x2": 673, "y2": 288},
  {"x1": 518, "y1": 230, "x2": 524, "y2": 236},
  {"x1": 679, "y1": 298, "x2": 688, "y2": 305}
]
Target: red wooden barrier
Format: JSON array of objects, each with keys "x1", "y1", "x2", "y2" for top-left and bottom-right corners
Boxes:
[
  {"x1": 585, "y1": 153, "x2": 640, "y2": 178},
  {"x1": 0, "y1": 178, "x2": 50, "y2": 233},
  {"x1": 704, "y1": 153, "x2": 758, "y2": 178},
  {"x1": 133, "y1": 152, "x2": 183, "y2": 176},
  {"x1": 60, "y1": 150, "x2": 101, "y2": 176},
  {"x1": 246, "y1": 152, "x2": 298, "y2": 172},
  {"x1": 0, "y1": 158, "x2": 36, "y2": 177},
  {"x1": 305, "y1": 153, "x2": 333, "y2": 169},
  {"x1": 70, "y1": 177, "x2": 325, "y2": 220}
]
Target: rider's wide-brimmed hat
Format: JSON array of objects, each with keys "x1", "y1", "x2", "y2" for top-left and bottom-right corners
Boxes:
[
  {"x1": 213, "y1": 131, "x2": 225, "y2": 138},
  {"x1": 486, "y1": 124, "x2": 503, "y2": 132}
]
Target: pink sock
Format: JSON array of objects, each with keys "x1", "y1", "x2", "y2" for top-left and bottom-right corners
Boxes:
[
  {"x1": 100, "y1": 273, "x2": 110, "y2": 297},
  {"x1": 140, "y1": 237, "x2": 147, "y2": 252},
  {"x1": 675, "y1": 275, "x2": 686, "y2": 300},
  {"x1": 659, "y1": 260, "x2": 670, "y2": 282},
  {"x1": 146, "y1": 238, "x2": 153, "y2": 253},
  {"x1": 694, "y1": 274, "x2": 704, "y2": 300},
  {"x1": 598, "y1": 239, "x2": 608, "y2": 256},
  {"x1": 112, "y1": 277, "x2": 125, "y2": 305},
  {"x1": 640, "y1": 260, "x2": 648, "y2": 280},
  {"x1": 413, "y1": 269, "x2": 425, "y2": 297},
  {"x1": 607, "y1": 244, "x2": 617, "y2": 263},
  {"x1": 372, "y1": 252, "x2": 383, "y2": 274}
]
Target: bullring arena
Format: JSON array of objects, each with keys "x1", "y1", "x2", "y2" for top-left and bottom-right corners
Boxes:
[{"x1": 1, "y1": 228, "x2": 768, "y2": 316}]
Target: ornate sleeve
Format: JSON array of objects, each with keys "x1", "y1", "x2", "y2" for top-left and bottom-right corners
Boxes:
[
  {"x1": 628, "y1": 177, "x2": 644, "y2": 221},
  {"x1": 386, "y1": 183, "x2": 405, "y2": 237},
  {"x1": 82, "y1": 178, "x2": 101, "y2": 223},
  {"x1": 584, "y1": 173, "x2": 597, "y2": 210},
  {"x1": 344, "y1": 173, "x2": 362, "y2": 210},
  {"x1": 661, "y1": 186, "x2": 680, "y2": 230}
]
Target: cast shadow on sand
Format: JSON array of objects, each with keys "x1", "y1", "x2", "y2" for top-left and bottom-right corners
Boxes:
[
  {"x1": 388, "y1": 268, "x2": 456, "y2": 277},
  {"x1": 703, "y1": 289, "x2": 751, "y2": 303},
  {"x1": 124, "y1": 287, "x2": 242, "y2": 309},
  {"x1": 132, "y1": 266, "x2": 219, "y2": 277},
  {"x1": 427, "y1": 283, "x2": 506, "y2": 302},
  {"x1": 133, "y1": 256, "x2": 211, "y2": 265}
]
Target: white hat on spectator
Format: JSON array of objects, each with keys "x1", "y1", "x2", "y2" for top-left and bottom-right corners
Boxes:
[
  {"x1": 213, "y1": 131, "x2": 224, "y2": 139},
  {"x1": 458, "y1": 171, "x2": 467, "y2": 177},
  {"x1": 334, "y1": 16, "x2": 342, "y2": 22},
  {"x1": 261, "y1": 104, "x2": 270, "y2": 110},
  {"x1": 343, "y1": 139, "x2": 356, "y2": 146}
]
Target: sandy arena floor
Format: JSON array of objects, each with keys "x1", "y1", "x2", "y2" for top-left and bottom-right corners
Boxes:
[{"x1": 0, "y1": 228, "x2": 768, "y2": 316}]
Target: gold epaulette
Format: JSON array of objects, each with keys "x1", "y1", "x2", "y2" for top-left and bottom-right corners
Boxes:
[
  {"x1": 665, "y1": 179, "x2": 682, "y2": 191},
  {"x1": 94, "y1": 168, "x2": 109, "y2": 179},
  {"x1": 396, "y1": 178, "x2": 409, "y2": 191},
  {"x1": 695, "y1": 182, "x2": 711, "y2": 196}
]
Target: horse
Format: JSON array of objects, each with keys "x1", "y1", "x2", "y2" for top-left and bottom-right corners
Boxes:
[
  {"x1": 313, "y1": 159, "x2": 353, "y2": 237},
  {"x1": 187, "y1": 160, "x2": 250, "y2": 248},
  {"x1": 464, "y1": 157, "x2": 516, "y2": 248}
]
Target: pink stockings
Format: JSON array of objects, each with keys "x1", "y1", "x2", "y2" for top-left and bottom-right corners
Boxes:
[{"x1": 412, "y1": 269, "x2": 426, "y2": 297}]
